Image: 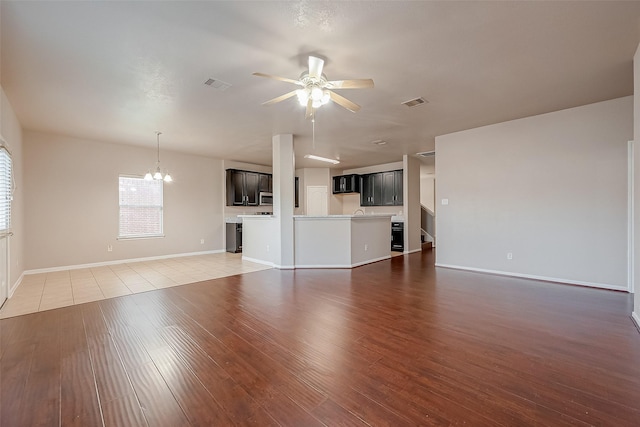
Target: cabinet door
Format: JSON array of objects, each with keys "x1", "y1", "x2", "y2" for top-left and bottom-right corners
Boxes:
[
  {"x1": 344, "y1": 175, "x2": 360, "y2": 193},
  {"x1": 332, "y1": 176, "x2": 343, "y2": 194},
  {"x1": 372, "y1": 173, "x2": 383, "y2": 205},
  {"x1": 227, "y1": 170, "x2": 246, "y2": 206},
  {"x1": 361, "y1": 173, "x2": 383, "y2": 206},
  {"x1": 381, "y1": 171, "x2": 396, "y2": 205},
  {"x1": 393, "y1": 170, "x2": 403, "y2": 205},
  {"x1": 360, "y1": 174, "x2": 372, "y2": 206},
  {"x1": 259, "y1": 174, "x2": 272, "y2": 193},
  {"x1": 245, "y1": 172, "x2": 260, "y2": 206}
]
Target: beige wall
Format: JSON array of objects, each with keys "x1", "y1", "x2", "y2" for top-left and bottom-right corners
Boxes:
[
  {"x1": 24, "y1": 131, "x2": 224, "y2": 270},
  {"x1": 0, "y1": 87, "x2": 25, "y2": 291},
  {"x1": 436, "y1": 96, "x2": 632, "y2": 290}
]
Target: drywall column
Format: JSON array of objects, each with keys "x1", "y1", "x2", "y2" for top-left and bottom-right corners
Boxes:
[
  {"x1": 272, "y1": 134, "x2": 295, "y2": 268},
  {"x1": 403, "y1": 155, "x2": 422, "y2": 253}
]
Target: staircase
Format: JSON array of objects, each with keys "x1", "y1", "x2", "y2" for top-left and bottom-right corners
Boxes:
[{"x1": 421, "y1": 205, "x2": 435, "y2": 248}]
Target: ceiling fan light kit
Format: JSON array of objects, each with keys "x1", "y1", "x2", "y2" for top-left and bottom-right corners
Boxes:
[
  {"x1": 254, "y1": 55, "x2": 374, "y2": 118},
  {"x1": 296, "y1": 87, "x2": 330, "y2": 108},
  {"x1": 144, "y1": 131, "x2": 172, "y2": 182}
]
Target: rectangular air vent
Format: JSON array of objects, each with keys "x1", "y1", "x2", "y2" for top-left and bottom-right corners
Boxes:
[
  {"x1": 204, "y1": 78, "x2": 232, "y2": 91},
  {"x1": 416, "y1": 151, "x2": 435, "y2": 157},
  {"x1": 402, "y1": 97, "x2": 427, "y2": 107}
]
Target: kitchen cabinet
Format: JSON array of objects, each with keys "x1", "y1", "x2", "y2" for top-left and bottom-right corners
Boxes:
[
  {"x1": 259, "y1": 173, "x2": 272, "y2": 193},
  {"x1": 381, "y1": 170, "x2": 403, "y2": 206},
  {"x1": 332, "y1": 174, "x2": 360, "y2": 194},
  {"x1": 360, "y1": 173, "x2": 383, "y2": 206},
  {"x1": 226, "y1": 169, "x2": 260, "y2": 206},
  {"x1": 360, "y1": 170, "x2": 403, "y2": 206}
]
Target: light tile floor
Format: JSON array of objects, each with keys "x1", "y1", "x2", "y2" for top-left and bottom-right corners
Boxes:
[{"x1": 0, "y1": 252, "x2": 271, "y2": 319}]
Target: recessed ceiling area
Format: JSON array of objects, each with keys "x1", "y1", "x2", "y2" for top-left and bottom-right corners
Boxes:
[{"x1": 2, "y1": 1, "x2": 640, "y2": 169}]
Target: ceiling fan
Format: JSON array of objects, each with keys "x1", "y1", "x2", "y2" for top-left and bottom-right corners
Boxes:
[{"x1": 253, "y1": 55, "x2": 374, "y2": 119}]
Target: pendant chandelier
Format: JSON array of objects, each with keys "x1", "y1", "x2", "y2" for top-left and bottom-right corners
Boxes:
[{"x1": 144, "y1": 131, "x2": 172, "y2": 182}]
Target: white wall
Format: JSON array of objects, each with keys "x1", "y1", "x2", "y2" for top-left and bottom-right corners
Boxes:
[
  {"x1": 0, "y1": 87, "x2": 25, "y2": 292},
  {"x1": 436, "y1": 96, "x2": 632, "y2": 290},
  {"x1": 404, "y1": 155, "x2": 421, "y2": 253},
  {"x1": 24, "y1": 131, "x2": 224, "y2": 270}
]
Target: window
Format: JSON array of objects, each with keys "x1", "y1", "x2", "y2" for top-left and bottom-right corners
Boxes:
[
  {"x1": 118, "y1": 176, "x2": 163, "y2": 238},
  {"x1": 0, "y1": 148, "x2": 12, "y2": 233}
]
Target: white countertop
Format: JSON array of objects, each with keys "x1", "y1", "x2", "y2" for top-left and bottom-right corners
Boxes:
[{"x1": 233, "y1": 214, "x2": 400, "y2": 222}]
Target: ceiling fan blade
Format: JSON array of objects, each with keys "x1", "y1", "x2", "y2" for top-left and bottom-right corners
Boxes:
[
  {"x1": 252, "y1": 72, "x2": 302, "y2": 86},
  {"x1": 262, "y1": 90, "x2": 298, "y2": 106},
  {"x1": 326, "y1": 79, "x2": 374, "y2": 89},
  {"x1": 329, "y1": 91, "x2": 361, "y2": 113},
  {"x1": 306, "y1": 98, "x2": 314, "y2": 120},
  {"x1": 308, "y1": 56, "x2": 324, "y2": 79}
]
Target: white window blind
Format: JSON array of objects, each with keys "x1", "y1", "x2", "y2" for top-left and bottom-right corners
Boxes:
[
  {"x1": 119, "y1": 176, "x2": 163, "y2": 238},
  {"x1": 0, "y1": 148, "x2": 12, "y2": 233}
]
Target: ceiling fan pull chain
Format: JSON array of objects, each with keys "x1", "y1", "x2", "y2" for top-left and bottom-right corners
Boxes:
[{"x1": 312, "y1": 116, "x2": 315, "y2": 150}]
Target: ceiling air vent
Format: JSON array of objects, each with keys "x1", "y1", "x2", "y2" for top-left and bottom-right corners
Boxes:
[
  {"x1": 416, "y1": 151, "x2": 435, "y2": 158},
  {"x1": 402, "y1": 97, "x2": 427, "y2": 107},
  {"x1": 204, "y1": 78, "x2": 232, "y2": 91}
]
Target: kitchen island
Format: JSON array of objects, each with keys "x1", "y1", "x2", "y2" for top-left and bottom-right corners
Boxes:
[
  {"x1": 240, "y1": 214, "x2": 392, "y2": 268},
  {"x1": 294, "y1": 215, "x2": 392, "y2": 268}
]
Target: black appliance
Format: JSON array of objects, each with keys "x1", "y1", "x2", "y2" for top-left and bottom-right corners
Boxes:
[
  {"x1": 226, "y1": 222, "x2": 242, "y2": 253},
  {"x1": 391, "y1": 221, "x2": 404, "y2": 252}
]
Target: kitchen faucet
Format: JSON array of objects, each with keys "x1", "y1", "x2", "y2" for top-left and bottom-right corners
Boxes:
[{"x1": 353, "y1": 209, "x2": 365, "y2": 215}]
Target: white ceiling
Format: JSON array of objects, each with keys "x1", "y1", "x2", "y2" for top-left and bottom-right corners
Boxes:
[{"x1": 2, "y1": 1, "x2": 640, "y2": 170}]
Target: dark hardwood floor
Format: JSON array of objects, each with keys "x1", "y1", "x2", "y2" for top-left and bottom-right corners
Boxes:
[{"x1": 1, "y1": 248, "x2": 640, "y2": 426}]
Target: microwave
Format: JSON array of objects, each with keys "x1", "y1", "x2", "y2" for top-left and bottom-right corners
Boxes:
[{"x1": 259, "y1": 192, "x2": 273, "y2": 206}]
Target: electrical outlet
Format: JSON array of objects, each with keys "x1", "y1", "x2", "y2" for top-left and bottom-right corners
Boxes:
[
  {"x1": 266, "y1": 244, "x2": 270, "y2": 252},
  {"x1": 107, "y1": 245, "x2": 113, "y2": 252},
  {"x1": 200, "y1": 238, "x2": 205, "y2": 244},
  {"x1": 364, "y1": 244, "x2": 368, "y2": 251},
  {"x1": 507, "y1": 252, "x2": 513, "y2": 260}
]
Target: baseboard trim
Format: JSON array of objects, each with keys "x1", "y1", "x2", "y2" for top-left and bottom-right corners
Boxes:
[
  {"x1": 434, "y1": 263, "x2": 628, "y2": 292},
  {"x1": 404, "y1": 248, "x2": 422, "y2": 254},
  {"x1": 9, "y1": 272, "x2": 24, "y2": 297},
  {"x1": 24, "y1": 250, "x2": 226, "y2": 276},
  {"x1": 296, "y1": 255, "x2": 391, "y2": 269},
  {"x1": 241, "y1": 256, "x2": 275, "y2": 268},
  {"x1": 632, "y1": 312, "x2": 640, "y2": 333},
  {"x1": 242, "y1": 255, "x2": 391, "y2": 270}
]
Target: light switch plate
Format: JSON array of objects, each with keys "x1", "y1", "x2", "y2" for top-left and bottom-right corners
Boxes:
[{"x1": 441, "y1": 198, "x2": 449, "y2": 205}]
